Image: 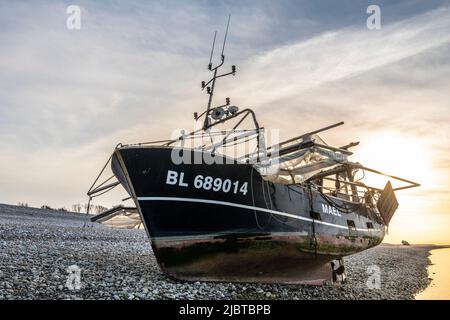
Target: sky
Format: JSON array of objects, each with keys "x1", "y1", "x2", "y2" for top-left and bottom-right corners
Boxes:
[{"x1": 0, "y1": 0, "x2": 449, "y2": 244}]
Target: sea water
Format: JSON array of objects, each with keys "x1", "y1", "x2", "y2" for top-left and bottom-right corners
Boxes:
[{"x1": 416, "y1": 248, "x2": 450, "y2": 300}]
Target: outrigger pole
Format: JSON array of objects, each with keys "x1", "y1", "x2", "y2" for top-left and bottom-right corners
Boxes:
[{"x1": 240, "y1": 121, "x2": 346, "y2": 162}]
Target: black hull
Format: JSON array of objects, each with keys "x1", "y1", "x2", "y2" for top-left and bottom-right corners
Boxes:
[{"x1": 112, "y1": 146, "x2": 385, "y2": 283}]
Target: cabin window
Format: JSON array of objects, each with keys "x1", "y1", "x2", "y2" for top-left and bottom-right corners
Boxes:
[
  {"x1": 310, "y1": 211, "x2": 322, "y2": 221},
  {"x1": 366, "y1": 222, "x2": 374, "y2": 229},
  {"x1": 346, "y1": 220, "x2": 356, "y2": 229}
]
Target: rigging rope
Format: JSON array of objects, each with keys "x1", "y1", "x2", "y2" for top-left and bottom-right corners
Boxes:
[
  {"x1": 261, "y1": 177, "x2": 297, "y2": 228},
  {"x1": 250, "y1": 167, "x2": 264, "y2": 230},
  {"x1": 314, "y1": 185, "x2": 363, "y2": 214},
  {"x1": 308, "y1": 183, "x2": 318, "y2": 257}
]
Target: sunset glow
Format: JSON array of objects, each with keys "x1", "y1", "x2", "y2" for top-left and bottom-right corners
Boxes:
[
  {"x1": 355, "y1": 132, "x2": 436, "y2": 190},
  {"x1": 353, "y1": 132, "x2": 448, "y2": 244}
]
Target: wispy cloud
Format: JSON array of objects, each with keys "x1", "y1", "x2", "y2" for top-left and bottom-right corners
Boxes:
[{"x1": 232, "y1": 7, "x2": 450, "y2": 107}]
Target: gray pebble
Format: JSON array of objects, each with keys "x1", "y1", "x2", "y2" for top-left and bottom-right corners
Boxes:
[{"x1": 0, "y1": 203, "x2": 435, "y2": 300}]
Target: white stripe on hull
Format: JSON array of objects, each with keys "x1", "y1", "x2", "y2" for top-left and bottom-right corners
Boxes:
[{"x1": 137, "y1": 196, "x2": 382, "y2": 233}]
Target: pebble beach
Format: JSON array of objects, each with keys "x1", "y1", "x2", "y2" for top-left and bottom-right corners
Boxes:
[{"x1": 0, "y1": 203, "x2": 437, "y2": 300}]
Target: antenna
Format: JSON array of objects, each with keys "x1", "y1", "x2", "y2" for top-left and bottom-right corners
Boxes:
[
  {"x1": 208, "y1": 31, "x2": 217, "y2": 70},
  {"x1": 221, "y1": 14, "x2": 231, "y2": 58},
  {"x1": 199, "y1": 14, "x2": 237, "y2": 130}
]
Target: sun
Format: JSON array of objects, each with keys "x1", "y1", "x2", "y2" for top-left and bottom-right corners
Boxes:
[
  {"x1": 356, "y1": 131, "x2": 450, "y2": 244},
  {"x1": 352, "y1": 132, "x2": 435, "y2": 191}
]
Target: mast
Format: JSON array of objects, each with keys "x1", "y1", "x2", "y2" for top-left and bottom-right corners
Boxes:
[
  {"x1": 198, "y1": 14, "x2": 237, "y2": 131},
  {"x1": 177, "y1": 15, "x2": 261, "y2": 158}
]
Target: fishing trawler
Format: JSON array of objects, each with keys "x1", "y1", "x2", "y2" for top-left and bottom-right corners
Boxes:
[{"x1": 87, "y1": 18, "x2": 420, "y2": 284}]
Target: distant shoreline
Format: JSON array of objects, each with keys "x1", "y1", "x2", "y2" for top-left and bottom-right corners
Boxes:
[
  {"x1": 382, "y1": 243, "x2": 450, "y2": 248},
  {"x1": 0, "y1": 203, "x2": 442, "y2": 300}
]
